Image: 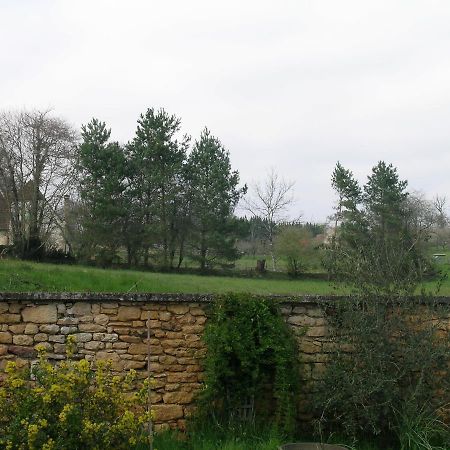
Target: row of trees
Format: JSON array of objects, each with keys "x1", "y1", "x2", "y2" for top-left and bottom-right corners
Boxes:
[
  {"x1": 74, "y1": 109, "x2": 247, "y2": 269},
  {"x1": 0, "y1": 109, "x2": 249, "y2": 269},
  {"x1": 0, "y1": 108, "x2": 448, "y2": 273}
]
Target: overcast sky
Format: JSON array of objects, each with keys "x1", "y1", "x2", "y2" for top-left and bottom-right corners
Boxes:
[{"x1": 1, "y1": 0, "x2": 450, "y2": 221}]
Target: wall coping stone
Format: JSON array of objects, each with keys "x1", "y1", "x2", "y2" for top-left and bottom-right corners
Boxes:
[{"x1": 0, "y1": 292, "x2": 449, "y2": 305}]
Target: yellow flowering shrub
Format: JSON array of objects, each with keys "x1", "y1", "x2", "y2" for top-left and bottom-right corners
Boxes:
[{"x1": 0, "y1": 338, "x2": 152, "y2": 450}]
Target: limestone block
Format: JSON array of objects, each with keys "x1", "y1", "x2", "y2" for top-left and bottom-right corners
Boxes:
[
  {"x1": 9, "y1": 324, "x2": 26, "y2": 334},
  {"x1": 22, "y1": 305, "x2": 57, "y2": 324},
  {"x1": 177, "y1": 357, "x2": 196, "y2": 365},
  {"x1": 128, "y1": 343, "x2": 148, "y2": 355},
  {"x1": 8, "y1": 304, "x2": 21, "y2": 313},
  {"x1": 306, "y1": 308, "x2": 324, "y2": 318},
  {"x1": 306, "y1": 326, "x2": 327, "y2": 337},
  {"x1": 159, "y1": 312, "x2": 171, "y2": 321},
  {"x1": 73, "y1": 333, "x2": 92, "y2": 343},
  {"x1": 163, "y1": 391, "x2": 194, "y2": 405},
  {"x1": 141, "y1": 311, "x2": 159, "y2": 320},
  {"x1": 117, "y1": 306, "x2": 141, "y2": 321},
  {"x1": 0, "y1": 331, "x2": 12, "y2": 344},
  {"x1": 34, "y1": 333, "x2": 48, "y2": 342},
  {"x1": 58, "y1": 317, "x2": 79, "y2": 326},
  {"x1": 119, "y1": 335, "x2": 141, "y2": 343},
  {"x1": 79, "y1": 315, "x2": 94, "y2": 323},
  {"x1": 123, "y1": 360, "x2": 146, "y2": 370},
  {"x1": 39, "y1": 324, "x2": 60, "y2": 334},
  {"x1": 167, "y1": 372, "x2": 198, "y2": 383},
  {"x1": 190, "y1": 307, "x2": 205, "y2": 316},
  {"x1": 53, "y1": 344, "x2": 66, "y2": 353},
  {"x1": 93, "y1": 333, "x2": 118, "y2": 342},
  {"x1": 153, "y1": 404, "x2": 184, "y2": 421},
  {"x1": 49, "y1": 335, "x2": 65, "y2": 343},
  {"x1": 93, "y1": 314, "x2": 109, "y2": 326},
  {"x1": 8, "y1": 345, "x2": 36, "y2": 358},
  {"x1": 182, "y1": 325, "x2": 203, "y2": 334},
  {"x1": 79, "y1": 323, "x2": 106, "y2": 333},
  {"x1": 101, "y1": 303, "x2": 118, "y2": 309},
  {"x1": 112, "y1": 342, "x2": 129, "y2": 349},
  {"x1": 179, "y1": 315, "x2": 196, "y2": 325},
  {"x1": 165, "y1": 332, "x2": 183, "y2": 339},
  {"x1": 0, "y1": 344, "x2": 8, "y2": 356},
  {"x1": 13, "y1": 335, "x2": 33, "y2": 346},
  {"x1": 280, "y1": 306, "x2": 293, "y2": 315},
  {"x1": 158, "y1": 355, "x2": 177, "y2": 365},
  {"x1": 0, "y1": 314, "x2": 21, "y2": 324},
  {"x1": 24, "y1": 323, "x2": 39, "y2": 334},
  {"x1": 167, "y1": 305, "x2": 189, "y2": 315},
  {"x1": 85, "y1": 341, "x2": 105, "y2": 351},
  {"x1": 0, "y1": 303, "x2": 8, "y2": 314},
  {"x1": 69, "y1": 302, "x2": 92, "y2": 316},
  {"x1": 287, "y1": 315, "x2": 317, "y2": 327},
  {"x1": 299, "y1": 340, "x2": 321, "y2": 354},
  {"x1": 61, "y1": 326, "x2": 78, "y2": 335},
  {"x1": 161, "y1": 339, "x2": 184, "y2": 349}
]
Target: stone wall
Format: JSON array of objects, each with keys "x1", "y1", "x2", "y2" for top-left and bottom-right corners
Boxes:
[{"x1": 1, "y1": 293, "x2": 448, "y2": 429}]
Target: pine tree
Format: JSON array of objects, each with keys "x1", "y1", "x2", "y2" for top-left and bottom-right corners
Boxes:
[
  {"x1": 77, "y1": 118, "x2": 128, "y2": 263},
  {"x1": 128, "y1": 108, "x2": 189, "y2": 267},
  {"x1": 186, "y1": 128, "x2": 246, "y2": 270}
]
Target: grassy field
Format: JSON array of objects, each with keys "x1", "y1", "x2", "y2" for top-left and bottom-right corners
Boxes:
[
  {"x1": 0, "y1": 258, "x2": 448, "y2": 295},
  {"x1": 0, "y1": 259, "x2": 342, "y2": 295}
]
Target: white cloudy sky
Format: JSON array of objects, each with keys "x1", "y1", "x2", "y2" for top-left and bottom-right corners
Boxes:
[{"x1": 1, "y1": 0, "x2": 450, "y2": 221}]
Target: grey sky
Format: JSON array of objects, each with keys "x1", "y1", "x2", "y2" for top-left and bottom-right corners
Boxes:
[{"x1": 1, "y1": 0, "x2": 450, "y2": 221}]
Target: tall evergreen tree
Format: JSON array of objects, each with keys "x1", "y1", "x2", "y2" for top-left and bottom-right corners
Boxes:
[
  {"x1": 326, "y1": 161, "x2": 429, "y2": 295},
  {"x1": 77, "y1": 119, "x2": 128, "y2": 263},
  {"x1": 187, "y1": 128, "x2": 246, "y2": 270},
  {"x1": 128, "y1": 108, "x2": 189, "y2": 267}
]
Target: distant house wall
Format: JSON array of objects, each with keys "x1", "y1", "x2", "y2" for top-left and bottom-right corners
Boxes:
[{"x1": 0, "y1": 232, "x2": 9, "y2": 246}]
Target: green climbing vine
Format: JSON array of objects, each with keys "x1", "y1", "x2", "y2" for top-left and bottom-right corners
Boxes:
[{"x1": 198, "y1": 293, "x2": 300, "y2": 435}]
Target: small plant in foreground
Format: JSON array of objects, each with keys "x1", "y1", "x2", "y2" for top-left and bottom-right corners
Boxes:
[{"x1": 0, "y1": 337, "x2": 152, "y2": 450}]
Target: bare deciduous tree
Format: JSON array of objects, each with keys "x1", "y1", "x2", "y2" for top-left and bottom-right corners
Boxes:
[
  {"x1": 0, "y1": 109, "x2": 77, "y2": 258},
  {"x1": 244, "y1": 168, "x2": 296, "y2": 269}
]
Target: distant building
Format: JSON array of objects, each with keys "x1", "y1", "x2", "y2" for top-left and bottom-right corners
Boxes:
[
  {"x1": 0, "y1": 181, "x2": 44, "y2": 247},
  {"x1": 0, "y1": 194, "x2": 10, "y2": 245}
]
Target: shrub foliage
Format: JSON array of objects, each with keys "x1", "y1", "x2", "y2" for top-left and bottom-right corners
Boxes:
[
  {"x1": 0, "y1": 339, "x2": 151, "y2": 450},
  {"x1": 197, "y1": 293, "x2": 300, "y2": 435}
]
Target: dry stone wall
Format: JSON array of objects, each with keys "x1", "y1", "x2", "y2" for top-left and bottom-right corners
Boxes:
[{"x1": 2, "y1": 293, "x2": 448, "y2": 428}]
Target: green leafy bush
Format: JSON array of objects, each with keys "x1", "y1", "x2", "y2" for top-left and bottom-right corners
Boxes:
[
  {"x1": 314, "y1": 298, "x2": 450, "y2": 449},
  {"x1": 197, "y1": 293, "x2": 300, "y2": 435},
  {"x1": 0, "y1": 338, "x2": 151, "y2": 450}
]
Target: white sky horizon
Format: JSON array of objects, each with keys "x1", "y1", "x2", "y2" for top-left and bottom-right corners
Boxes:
[{"x1": 1, "y1": 0, "x2": 449, "y2": 222}]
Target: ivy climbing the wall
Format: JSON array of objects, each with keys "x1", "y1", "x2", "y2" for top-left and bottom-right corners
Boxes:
[{"x1": 197, "y1": 293, "x2": 300, "y2": 435}]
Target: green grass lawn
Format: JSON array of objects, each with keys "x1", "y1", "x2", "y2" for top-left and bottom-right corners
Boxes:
[
  {"x1": 0, "y1": 259, "x2": 342, "y2": 295},
  {"x1": 0, "y1": 259, "x2": 448, "y2": 296}
]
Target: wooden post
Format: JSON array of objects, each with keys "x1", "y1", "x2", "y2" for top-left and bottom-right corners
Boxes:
[{"x1": 147, "y1": 319, "x2": 153, "y2": 450}]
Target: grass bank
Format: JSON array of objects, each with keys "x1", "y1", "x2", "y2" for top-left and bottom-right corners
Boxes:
[
  {"x1": 0, "y1": 259, "x2": 341, "y2": 295},
  {"x1": 0, "y1": 259, "x2": 447, "y2": 295}
]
